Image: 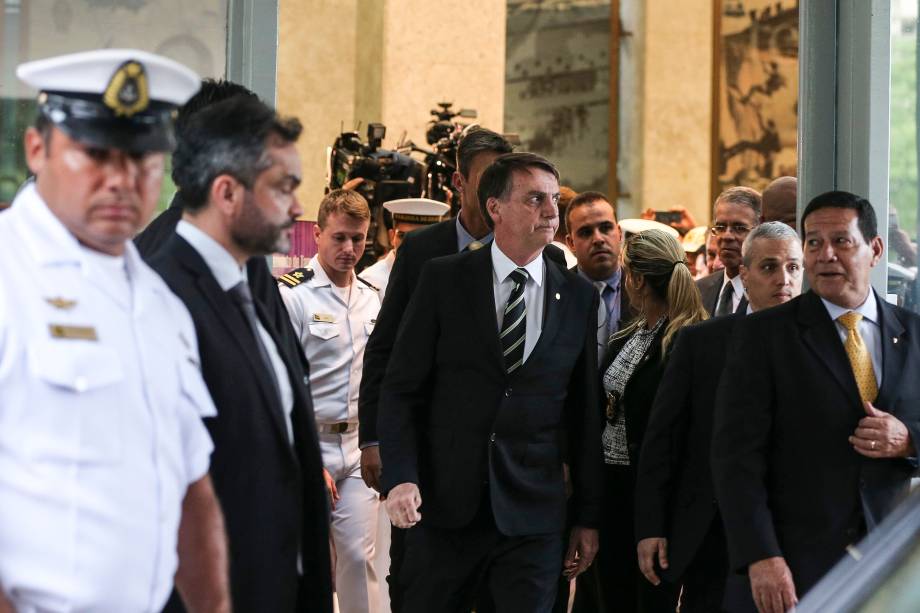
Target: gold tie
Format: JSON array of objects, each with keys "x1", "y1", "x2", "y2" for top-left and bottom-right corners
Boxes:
[{"x1": 838, "y1": 311, "x2": 878, "y2": 403}]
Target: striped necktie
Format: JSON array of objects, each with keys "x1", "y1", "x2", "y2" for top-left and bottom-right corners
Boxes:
[
  {"x1": 837, "y1": 311, "x2": 878, "y2": 403},
  {"x1": 501, "y1": 268, "x2": 529, "y2": 373}
]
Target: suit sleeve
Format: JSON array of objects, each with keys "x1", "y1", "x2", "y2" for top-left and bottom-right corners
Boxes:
[
  {"x1": 377, "y1": 260, "x2": 441, "y2": 494},
  {"x1": 566, "y1": 288, "x2": 604, "y2": 528},
  {"x1": 359, "y1": 236, "x2": 416, "y2": 446},
  {"x1": 634, "y1": 327, "x2": 694, "y2": 541},
  {"x1": 711, "y1": 316, "x2": 783, "y2": 572}
]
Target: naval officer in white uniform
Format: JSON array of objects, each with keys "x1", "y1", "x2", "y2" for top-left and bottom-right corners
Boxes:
[
  {"x1": 0, "y1": 49, "x2": 227, "y2": 613},
  {"x1": 279, "y1": 189, "x2": 382, "y2": 613}
]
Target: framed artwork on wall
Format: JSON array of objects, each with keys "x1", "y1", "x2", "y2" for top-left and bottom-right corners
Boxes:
[{"x1": 711, "y1": 0, "x2": 799, "y2": 199}]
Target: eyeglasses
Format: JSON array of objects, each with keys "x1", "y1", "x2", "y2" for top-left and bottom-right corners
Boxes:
[{"x1": 710, "y1": 223, "x2": 753, "y2": 236}]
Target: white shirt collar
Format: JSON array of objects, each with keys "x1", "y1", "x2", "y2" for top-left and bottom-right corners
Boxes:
[
  {"x1": 821, "y1": 290, "x2": 879, "y2": 326},
  {"x1": 13, "y1": 181, "x2": 147, "y2": 281},
  {"x1": 308, "y1": 254, "x2": 360, "y2": 289},
  {"x1": 491, "y1": 241, "x2": 545, "y2": 287},
  {"x1": 176, "y1": 219, "x2": 245, "y2": 291},
  {"x1": 721, "y1": 270, "x2": 745, "y2": 297}
]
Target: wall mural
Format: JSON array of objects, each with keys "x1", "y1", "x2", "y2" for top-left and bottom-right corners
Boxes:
[
  {"x1": 714, "y1": 0, "x2": 799, "y2": 196},
  {"x1": 505, "y1": 0, "x2": 611, "y2": 193}
]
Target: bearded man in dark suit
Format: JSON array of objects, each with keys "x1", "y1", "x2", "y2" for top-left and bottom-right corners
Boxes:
[{"x1": 149, "y1": 95, "x2": 332, "y2": 613}]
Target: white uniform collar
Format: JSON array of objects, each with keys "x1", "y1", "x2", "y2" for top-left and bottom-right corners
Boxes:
[
  {"x1": 491, "y1": 241, "x2": 545, "y2": 287},
  {"x1": 176, "y1": 219, "x2": 245, "y2": 291},
  {"x1": 12, "y1": 181, "x2": 148, "y2": 283},
  {"x1": 308, "y1": 254, "x2": 360, "y2": 289}
]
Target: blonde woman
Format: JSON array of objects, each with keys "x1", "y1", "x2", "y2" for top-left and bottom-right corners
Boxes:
[{"x1": 589, "y1": 229, "x2": 707, "y2": 613}]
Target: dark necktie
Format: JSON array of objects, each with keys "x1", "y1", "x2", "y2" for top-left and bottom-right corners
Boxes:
[
  {"x1": 715, "y1": 281, "x2": 734, "y2": 316},
  {"x1": 228, "y1": 281, "x2": 283, "y2": 404},
  {"x1": 501, "y1": 268, "x2": 529, "y2": 374}
]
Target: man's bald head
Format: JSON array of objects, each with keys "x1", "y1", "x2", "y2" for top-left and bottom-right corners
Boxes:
[{"x1": 761, "y1": 176, "x2": 797, "y2": 228}]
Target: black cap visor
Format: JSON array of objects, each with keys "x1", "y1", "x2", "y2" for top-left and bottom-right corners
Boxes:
[{"x1": 41, "y1": 91, "x2": 177, "y2": 154}]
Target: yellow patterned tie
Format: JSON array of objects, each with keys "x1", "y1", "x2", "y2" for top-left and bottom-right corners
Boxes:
[{"x1": 838, "y1": 311, "x2": 878, "y2": 403}]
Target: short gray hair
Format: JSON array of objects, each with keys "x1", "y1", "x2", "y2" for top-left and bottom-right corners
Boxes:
[
  {"x1": 741, "y1": 221, "x2": 800, "y2": 267},
  {"x1": 715, "y1": 185, "x2": 762, "y2": 218}
]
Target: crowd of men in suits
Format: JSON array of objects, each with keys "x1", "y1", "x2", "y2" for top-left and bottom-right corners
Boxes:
[{"x1": 2, "y1": 47, "x2": 919, "y2": 613}]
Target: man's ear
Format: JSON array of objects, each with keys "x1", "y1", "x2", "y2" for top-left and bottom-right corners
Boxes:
[
  {"x1": 565, "y1": 231, "x2": 575, "y2": 251},
  {"x1": 24, "y1": 127, "x2": 48, "y2": 175},
  {"x1": 210, "y1": 174, "x2": 243, "y2": 217},
  {"x1": 313, "y1": 222, "x2": 322, "y2": 242},
  {"x1": 869, "y1": 235, "x2": 884, "y2": 267},
  {"x1": 739, "y1": 264, "x2": 749, "y2": 289},
  {"x1": 486, "y1": 196, "x2": 501, "y2": 227},
  {"x1": 451, "y1": 171, "x2": 464, "y2": 193}
]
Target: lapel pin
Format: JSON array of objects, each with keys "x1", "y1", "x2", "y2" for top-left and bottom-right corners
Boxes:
[
  {"x1": 555, "y1": 292, "x2": 561, "y2": 300},
  {"x1": 893, "y1": 337, "x2": 899, "y2": 344}
]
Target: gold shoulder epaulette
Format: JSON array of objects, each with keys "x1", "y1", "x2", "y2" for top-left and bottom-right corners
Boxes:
[
  {"x1": 278, "y1": 267, "x2": 314, "y2": 288},
  {"x1": 357, "y1": 276, "x2": 379, "y2": 292}
]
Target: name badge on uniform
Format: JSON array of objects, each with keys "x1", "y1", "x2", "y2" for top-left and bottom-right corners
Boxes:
[
  {"x1": 49, "y1": 323, "x2": 98, "y2": 341},
  {"x1": 313, "y1": 313, "x2": 335, "y2": 323}
]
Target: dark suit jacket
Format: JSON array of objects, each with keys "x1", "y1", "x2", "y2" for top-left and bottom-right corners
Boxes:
[
  {"x1": 135, "y1": 193, "x2": 311, "y2": 376},
  {"x1": 634, "y1": 313, "x2": 741, "y2": 581},
  {"x1": 378, "y1": 246, "x2": 604, "y2": 535},
  {"x1": 712, "y1": 290, "x2": 920, "y2": 606},
  {"x1": 134, "y1": 198, "x2": 182, "y2": 258},
  {"x1": 696, "y1": 269, "x2": 748, "y2": 316},
  {"x1": 359, "y1": 219, "x2": 457, "y2": 445},
  {"x1": 150, "y1": 235, "x2": 332, "y2": 613},
  {"x1": 360, "y1": 219, "x2": 568, "y2": 445},
  {"x1": 602, "y1": 323, "x2": 670, "y2": 468}
]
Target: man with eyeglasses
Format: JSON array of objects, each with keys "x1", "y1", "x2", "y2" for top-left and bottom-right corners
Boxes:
[{"x1": 696, "y1": 186, "x2": 762, "y2": 316}]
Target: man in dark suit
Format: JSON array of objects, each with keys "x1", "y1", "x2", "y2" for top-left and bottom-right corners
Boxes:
[
  {"x1": 634, "y1": 222, "x2": 803, "y2": 612},
  {"x1": 565, "y1": 190, "x2": 631, "y2": 360},
  {"x1": 712, "y1": 191, "x2": 920, "y2": 613},
  {"x1": 696, "y1": 186, "x2": 762, "y2": 316},
  {"x1": 358, "y1": 127, "x2": 513, "y2": 485},
  {"x1": 148, "y1": 95, "x2": 332, "y2": 613},
  {"x1": 553, "y1": 189, "x2": 629, "y2": 611},
  {"x1": 131, "y1": 80, "x2": 303, "y2": 374},
  {"x1": 379, "y1": 152, "x2": 603, "y2": 612},
  {"x1": 356, "y1": 127, "x2": 512, "y2": 611}
]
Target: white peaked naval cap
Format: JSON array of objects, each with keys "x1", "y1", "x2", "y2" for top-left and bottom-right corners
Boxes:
[{"x1": 16, "y1": 48, "x2": 200, "y2": 152}]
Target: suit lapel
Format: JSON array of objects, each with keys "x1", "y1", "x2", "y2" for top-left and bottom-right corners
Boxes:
[
  {"x1": 876, "y1": 292, "x2": 907, "y2": 410},
  {"x1": 526, "y1": 254, "x2": 568, "y2": 364},
  {"x1": 797, "y1": 291, "x2": 862, "y2": 408},
  {"x1": 467, "y1": 247, "x2": 505, "y2": 371},
  {"x1": 170, "y1": 235, "x2": 294, "y2": 449}
]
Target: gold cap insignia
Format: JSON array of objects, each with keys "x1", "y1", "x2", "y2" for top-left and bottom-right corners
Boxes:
[
  {"x1": 103, "y1": 60, "x2": 149, "y2": 117},
  {"x1": 44, "y1": 296, "x2": 77, "y2": 310}
]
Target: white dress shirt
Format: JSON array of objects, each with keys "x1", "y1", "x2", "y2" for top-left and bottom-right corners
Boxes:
[
  {"x1": 0, "y1": 184, "x2": 215, "y2": 612},
  {"x1": 821, "y1": 291, "x2": 883, "y2": 387},
  {"x1": 177, "y1": 220, "x2": 296, "y2": 444},
  {"x1": 491, "y1": 242, "x2": 546, "y2": 363}
]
